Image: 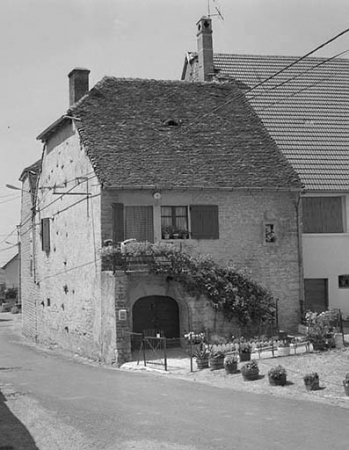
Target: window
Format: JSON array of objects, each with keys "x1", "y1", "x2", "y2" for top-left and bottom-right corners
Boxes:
[
  {"x1": 302, "y1": 197, "x2": 343, "y2": 233},
  {"x1": 41, "y1": 218, "x2": 50, "y2": 252},
  {"x1": 161, "y1": 206, "x2": 188, "y2": 238},
  {"x1": 161, "y1": 205, "x2": 219, "y2": 239},
  {"x1": 265, "y1": 224, "x2": 276, "y2": 243},
  {"x1": 339, "y1": 275, "x2": 349, "y2": 288},
  {"x1": 112, "y1": 204, "x2": 154, "y2": 243}
]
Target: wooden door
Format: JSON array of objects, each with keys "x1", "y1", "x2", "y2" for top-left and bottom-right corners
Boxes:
[
  {"x1": 132, "y1": 296, "x2": 179, "y2": 338},
  {"x1": 304, "y1": 278, "x2": 328, "y2": 313}
]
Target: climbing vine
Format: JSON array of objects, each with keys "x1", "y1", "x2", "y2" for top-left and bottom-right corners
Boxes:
[{"x1": 102, "y1": 242, "x2": 277, "y2": 325}]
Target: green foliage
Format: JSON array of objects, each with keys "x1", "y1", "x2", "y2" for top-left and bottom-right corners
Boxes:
[{"x1": 103, "y1": 242, "x2": 277, "y2": 325}]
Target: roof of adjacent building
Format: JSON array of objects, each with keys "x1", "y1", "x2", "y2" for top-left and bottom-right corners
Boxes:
[
  {"x1": 67, "y1": 77, "x2": 301, "y2": 190},
  {"x1": 184, "y1": 52, "x2": 349, "y2": 191}
]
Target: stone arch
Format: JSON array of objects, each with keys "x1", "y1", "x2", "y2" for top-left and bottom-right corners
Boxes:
[{"x1": 132, "y1": 295, "x2": 179, "y2": 339}]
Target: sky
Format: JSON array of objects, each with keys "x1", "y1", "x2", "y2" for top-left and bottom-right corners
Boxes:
[{"x1": 0, "y1": 0, "x2": 348, "y2": 265}]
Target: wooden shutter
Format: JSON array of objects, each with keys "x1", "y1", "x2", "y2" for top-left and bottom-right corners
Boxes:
[
  {"x1": 190, "y1": 205, "x2": 219, "y2": 239},
  {"x1": 125, "y1": 206, "x2": 154, "y2": 242},
  {"x1": 302, "y1": 197, "x2": 343, "y2": 233},
  {"x1": 112, "y1": 203, "x2": 125, "y2": 243},
  {"x1": 41, "y1": 218, "x2": 50, "y2": 252}
]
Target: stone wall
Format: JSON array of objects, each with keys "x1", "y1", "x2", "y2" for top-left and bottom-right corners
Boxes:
[
  {"x1": 28, "y1": 122, "x2": 103, "y2": 360},
  {"x1": 101, "y1": 188, "x2": 302, "y2": 333}
]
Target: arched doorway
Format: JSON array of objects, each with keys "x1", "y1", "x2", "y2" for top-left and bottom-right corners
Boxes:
[{"x1": 132, "y1": 295, "x2": 180, "y2": 339}]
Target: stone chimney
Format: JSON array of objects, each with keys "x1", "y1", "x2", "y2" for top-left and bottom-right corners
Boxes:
[
  {"x1": 68, "y1": 68, "x2": 90, "y2": 106},
  {"x1": 196, "y1": 16, "x2": 214, "y2": 81}
]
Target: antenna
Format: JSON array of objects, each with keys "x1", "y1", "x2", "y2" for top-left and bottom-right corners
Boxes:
[{"x1": 207, "y1": 0, "x2": 224, "y2": 20}]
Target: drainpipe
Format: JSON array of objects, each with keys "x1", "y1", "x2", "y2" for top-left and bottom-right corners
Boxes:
[{"x1": 295, "y1": 192, "x2": 305, "y2": 321}]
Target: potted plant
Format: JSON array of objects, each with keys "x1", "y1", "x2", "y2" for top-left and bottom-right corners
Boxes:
[
  {"x1": 241, "y1": 360, "x2": 259, "y2": 381},
  {"x1": 239, "y1": 339, "x2": 252, "y2": 362},
  {"x1": 223, "y1": 353, "x2": 239, "y2": 374},
  {"x1": 268, "y1": 365, "x2": 287, "y2": 386},
  {"x1": 303, "y1": 372, "x2": 320, "y2": 391},
  {"x1": 209, "y1": 349, "x2": 225, "y2": 371},
  {"x1": 178, "y1": 228, "x2": 189, "y2": 239},
  {"x1": 307, "y1": 321, "x2": 328, "y2": 351},
  {"x1": 194, "y1": 343, "x2": 210, "y2": 370},
  {"x1": 277, "y1": 340, "x2": 290, "y2": 357},
  {"x1": 162, "y1": 225, "x2": 174, "y2": 240},
  {"x1": 343, "y1": 373, "x2": 349, "y2": 396}
]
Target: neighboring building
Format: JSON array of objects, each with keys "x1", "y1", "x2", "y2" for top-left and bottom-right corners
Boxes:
[
  {"x1": 2, "y1": 253, "x2": 19, "y2": 290},
  {"x1": 182, "y1": 16, "x2": 349, "y2": 317},
  {"x1": 20, "y1": 68, "x2": 302, "y2": 365}
]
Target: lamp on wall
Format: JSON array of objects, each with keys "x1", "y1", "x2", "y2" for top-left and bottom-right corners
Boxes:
[{"x1": 153, "y1": 192, "x2": 161, "y2": 200}]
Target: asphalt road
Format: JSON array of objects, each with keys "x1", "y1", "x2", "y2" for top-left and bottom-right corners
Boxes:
[{"x1": 1, "y1": 314, "x2": 349, "y2": 450}]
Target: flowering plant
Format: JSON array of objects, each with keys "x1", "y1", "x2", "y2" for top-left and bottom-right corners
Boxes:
[
  {"x1": 241, "y1": 360, "x2": 259, "y2": 374},
  {"x1": 184, "y1": 332, "x2": 205, "y2": 345},
  {"x1": 268, "y1": 365, "x2": 287, "y2": 380}
]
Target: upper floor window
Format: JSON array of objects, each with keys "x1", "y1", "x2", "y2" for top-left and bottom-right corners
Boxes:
[
  {"x1": 302, "y1": 197, "x2": 344, "y2": 233},
  {"x1": 41, "y1": 218, "x2": 51, "y2": 253},
  {"x1": 161, "y1": 205, "x2": 219, "y2": 239}
]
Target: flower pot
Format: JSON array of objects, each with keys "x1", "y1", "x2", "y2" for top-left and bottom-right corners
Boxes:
[
  {"x1": 343, "y1": 382, "x2": 349, "y2": 396},
  {"x1": 224, "y1": 362, "x2": 238, "y2": 374},
  {"x1": 163, "y1": 234, "x2": 170, "y2": 240},
  {"x1": 242, "y1": 368, "x2": 259, "y2": 381},
  {"x1": 312, "y1": 342, "x2": 327, "y2": 351},
  {"x1": 268, "y1": 374, "x2": 287, "y2": 386},
  {"x1": 196, "y1": 358, "x2": 209, "y2": 370},
  {"x1": 239, "y1": 351, "x2": 251, "y2": 362},
  {"x1": 304, "y1": 380, "x2": 320, "y2": 391},
  {"x1": 277, "y1": 346, "x2": 290, "y2": 357},
  {"x1": 209, "y1": 356, "x2": 225, "y2": 371}
]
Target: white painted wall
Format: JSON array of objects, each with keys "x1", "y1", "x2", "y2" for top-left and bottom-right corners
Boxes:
[{"x1": 303, "y1": 193, "x2": 349, "y2": 318}]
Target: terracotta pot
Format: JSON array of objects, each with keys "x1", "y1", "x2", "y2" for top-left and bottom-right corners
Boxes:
[
  {"x1": 242, "y1": 368, "x2": 259, "y2": 381},
  {"x1": 304, "y1": 380, "x2": 320, "y2": 391},
  {"x1": 209, "y1": 356, "x2": 224, "y2": 371},
  {"x1": 196, "y1": 358, "x2": 209, "y2": 370},
  {"x1": 224, "y1": 362, "x2": 238, "y2": 374},
  {"x1": 268, "y1": 374, "x2": 287, "y2": 386}
]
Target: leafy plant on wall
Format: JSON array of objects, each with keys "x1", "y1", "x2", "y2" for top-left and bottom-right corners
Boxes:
[{"x1": 101, "y1": 242, "x2": 277, "y2": 325}]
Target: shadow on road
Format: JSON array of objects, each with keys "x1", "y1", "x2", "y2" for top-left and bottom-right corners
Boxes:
[{"x1": 0, "y1": 389, "x2": 39, "y2": 449}]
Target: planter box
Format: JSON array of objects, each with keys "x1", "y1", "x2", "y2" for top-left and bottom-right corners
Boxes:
[
  {"x1": 277, "y1": 346, "x2": 290, "y2": 357},
  {"x1": 268, "y1": 374, "x2": 287, "y2": 386},
  {"x1": 196, "y1": 358, "x2": 209, "y2": 370},
  {"x1": 242, "y1": 368, "x2": 259, "y2": 381}
]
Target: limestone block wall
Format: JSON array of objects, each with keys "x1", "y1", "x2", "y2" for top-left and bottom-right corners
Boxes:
[
  {"x1": 20, "y1": 176, "x2": 42, "y2": 340},
  {"x1": 32, "y1": 122, "x2": 103, "y2": 360},
  {"x1": 101, "y1": 188, "x2": 302, "y2": 332}
]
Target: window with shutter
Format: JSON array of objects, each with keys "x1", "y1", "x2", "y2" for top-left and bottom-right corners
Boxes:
[
  {"x1": 41, "y1": 218, "x2": 50, "y2": 252},
  {"x1": 302, "y1": 197, "x2": 343, "y2": 233},
  {"x1": 190, "y1": 205, "x2": 219, "y2": 239},
  {"x1": 125, "y1": 206, "x2": 154, "y2": 242},
  {"x1": 112, "y1": 203, "x2": 125, "y2": 243}
]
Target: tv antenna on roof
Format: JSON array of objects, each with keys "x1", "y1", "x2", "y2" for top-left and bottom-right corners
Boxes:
[{"x1": 207, "y1": 0, "x2": 224, "y2": 20}]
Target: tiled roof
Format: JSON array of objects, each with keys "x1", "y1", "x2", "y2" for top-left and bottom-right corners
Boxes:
[
  {"x1": 70, "y1": 78, "x2": 301, "y2": 190},
  {"x1": 212, "y1": 54, "x2": 349, "y2": 191}
]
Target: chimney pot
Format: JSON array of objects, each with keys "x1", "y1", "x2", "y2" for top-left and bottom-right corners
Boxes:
[{"x1": 68, "y1": 68, "x2": 90, "y2": 106}]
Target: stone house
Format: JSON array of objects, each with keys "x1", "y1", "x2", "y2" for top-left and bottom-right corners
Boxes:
[
  {"x1": 182, "y1": 16, "x2": 349, "y2": 317},
  {"x1": 19, "y1": 68, "x2": 302, "y2": 365}
]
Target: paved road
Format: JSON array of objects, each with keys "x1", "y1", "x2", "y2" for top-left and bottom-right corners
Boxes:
[{"x1": 1, "y1": 314, "x2": 349, "y2": 450}]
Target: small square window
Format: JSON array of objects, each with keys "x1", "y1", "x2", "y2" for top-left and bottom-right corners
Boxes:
[
  {"x1": 265, "y1": 224, "x2": 276, "y2": 243},
  {"x1": 339, "y1": 275, "x2": 349, "y2": 288}
]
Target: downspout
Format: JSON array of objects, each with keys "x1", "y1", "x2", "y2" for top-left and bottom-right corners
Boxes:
[{"x1": 295, "y1": 192, "x2": 305, "y2": 321}]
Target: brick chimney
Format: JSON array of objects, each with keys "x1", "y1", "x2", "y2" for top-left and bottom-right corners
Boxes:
[
  {"x1": 68, "y1": 68, "x2": 90, "y2": 106},
  {"x1": 196, "y1": 16, "x2": 214, "y2": 81}
]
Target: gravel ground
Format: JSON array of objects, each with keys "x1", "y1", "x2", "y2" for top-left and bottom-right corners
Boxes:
[{"x1": 122, "y1": 345, "x2": 349, "y2": 410}]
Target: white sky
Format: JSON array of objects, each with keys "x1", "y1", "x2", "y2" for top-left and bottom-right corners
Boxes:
[{"x1": 0, "y1": 0, "x2": 348, "y2": 265}]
